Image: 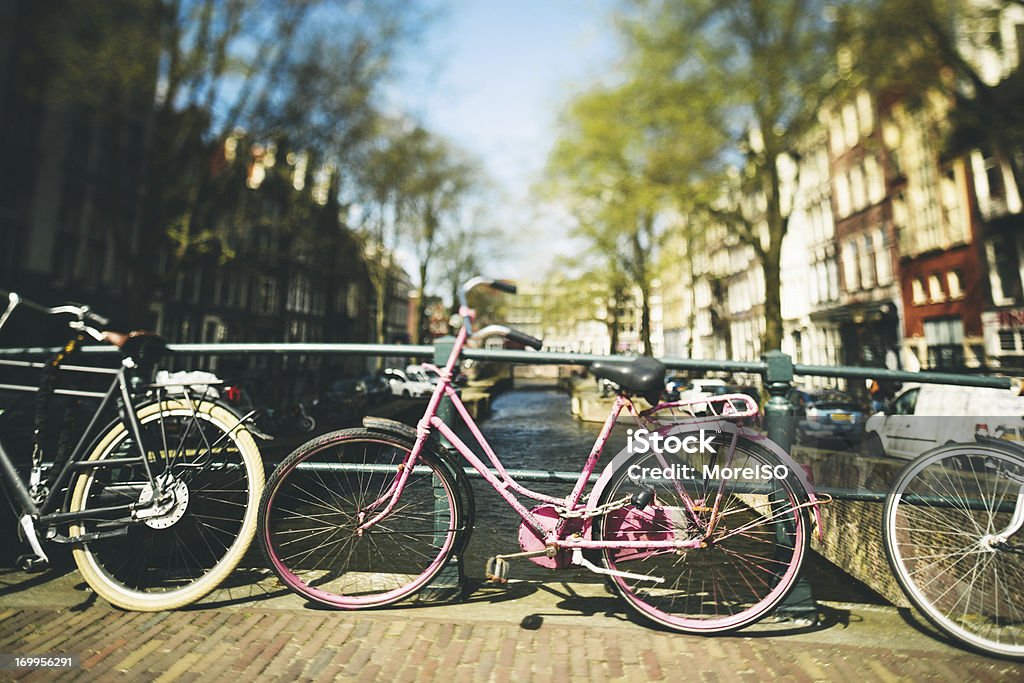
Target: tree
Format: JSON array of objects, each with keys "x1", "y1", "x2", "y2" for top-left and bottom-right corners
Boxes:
[
  {"x1": 7, "y1": 1, "x2": 425, "y2": 320},
  {"x1": 617, "y1": 0, "x2": 843, "y2": 351},
  {"x1": 542, "y1": 256, "x2": 631, "y2": 354},
  {"x1": 545, "y1": 85, "x2": 681, "y2": 355},
  {"x1": 400, "y1": 130, "x2": 478, "y2": 343}
]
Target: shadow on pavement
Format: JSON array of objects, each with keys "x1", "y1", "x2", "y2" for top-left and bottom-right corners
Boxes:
[{"x1": 0, "y1": 566, "x2": 74, "y2": 598}]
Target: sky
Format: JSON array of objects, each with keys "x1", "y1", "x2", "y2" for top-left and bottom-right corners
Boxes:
[{"x1": 390, "y1": 0, "x2": 622, "y2": 283}]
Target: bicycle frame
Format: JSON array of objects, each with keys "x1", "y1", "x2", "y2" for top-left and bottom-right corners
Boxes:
[
  {"x1": 355, "y1": 306, "x2": 775, "y2": 555},
  {"x1": 0, "y1": 359, "x2": 251, "y2": 533}
]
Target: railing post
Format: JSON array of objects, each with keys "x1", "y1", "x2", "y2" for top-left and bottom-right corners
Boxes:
[
  {"x1": 422, "y1": 335, "x2": 465, "y2": 602},
  {"x1": 761, "y1": 349, "x2": 815, "y2": 619},
  {"x1": 762, "y1": 350, "x2": 795, "y2": 453}
]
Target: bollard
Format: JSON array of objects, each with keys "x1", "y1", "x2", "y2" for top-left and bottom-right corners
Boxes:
[
  {"x1": 422, "y1": 335, "x2": 466, "y2": 601},
  {"x1": 761, "y1": 349, "x2": 816, "y2": 619}
]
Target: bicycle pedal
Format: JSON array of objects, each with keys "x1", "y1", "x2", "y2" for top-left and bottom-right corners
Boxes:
[
  {"x1": 485, "y1": 556, "x2": 509, "y2": 584},
  {"x1": 16, "y1": 554, "x2": 48, "y2": 573}
]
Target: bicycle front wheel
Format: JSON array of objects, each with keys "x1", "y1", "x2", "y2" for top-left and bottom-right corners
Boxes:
[
  {"x1": 69, "y1": 399, "x2": 264, "y2": 611},
  {"x1": 595, "y1": 432, "x2": 810, "y2": 633},
  {"x1": 259, "y1": 429, "x2": 461, "y2": 609},
  {"x1": 883, "y1": 443, "x2": 1024, "y2": 660}
]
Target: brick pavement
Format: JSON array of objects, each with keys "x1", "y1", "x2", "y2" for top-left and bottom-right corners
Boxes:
[{"x1": 0, "y1": 569, "x2": 1022, "y2": 682}]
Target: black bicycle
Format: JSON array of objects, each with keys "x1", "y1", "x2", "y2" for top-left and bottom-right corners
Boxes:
[{"x1": 0, "y1": 291, "x2": 264, "y2": 611}]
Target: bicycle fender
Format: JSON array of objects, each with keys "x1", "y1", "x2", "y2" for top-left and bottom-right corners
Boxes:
[{"x1": 585, "y1": 420, "x2": 824, "y2": 541}]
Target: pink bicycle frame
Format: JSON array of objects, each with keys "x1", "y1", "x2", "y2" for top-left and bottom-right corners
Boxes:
[{"x1": 356, "y1": 304, "x2": 816, "y2": 553}]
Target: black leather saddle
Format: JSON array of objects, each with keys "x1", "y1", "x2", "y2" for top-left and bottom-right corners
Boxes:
[{"x1": 590, "y1": 356, "x2": 666, "y2": 404}]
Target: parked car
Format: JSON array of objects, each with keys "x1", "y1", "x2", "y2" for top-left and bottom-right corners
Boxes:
[
  {"x1": 311, "y1": 379, "x2": 366, "y2": 427},
  {"x1": 787, "y1": 387, "x2": 868, "y2": 448},
  {"x1": 863, "y1": 383, "x2": 1024, "y2": 459},
  {"x1": 663, "y1": 375, "x2": 689, "y2": 401},
  {"x1": 383, "y1": 368, "x2": 434, "y2": 398},
  {"x1": 357, "y1": 373, "x2": 391, "y2": 404}
]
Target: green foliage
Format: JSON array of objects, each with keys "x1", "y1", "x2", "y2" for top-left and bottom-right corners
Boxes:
[{"x1": 548, "y1": 0, "x2": 844, "y2": 352}]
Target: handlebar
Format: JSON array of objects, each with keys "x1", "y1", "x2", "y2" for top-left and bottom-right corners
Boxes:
[
  {"x1": 470, "y1": 324, "x2": 543, "y2": 351},
  {"x1": 1, "y1": 290, "x2": 111, "y2": 338},
  {"x1": 456, "y1": 277, "x2": 543, "y2": 348},
  {"x1": 457, "y1": 277, "x2": 518, "y2": 310}
]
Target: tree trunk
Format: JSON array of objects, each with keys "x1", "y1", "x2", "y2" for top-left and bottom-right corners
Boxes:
[
  {"x1": 761, "y1": 248, "x2": 783, "y2": 352},
  {"x1": 416, "y1": 259, "x2": 429, "y2": 343}
]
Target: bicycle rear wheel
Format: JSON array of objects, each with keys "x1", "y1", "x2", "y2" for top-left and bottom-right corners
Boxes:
[
  {"x1": 883, "y1": 443, "x2": 1024, "y2": 660},
  {"x1": 69, "y1": 399, "x2": 264, "y2": 611},
  {"x1": 259, "y1": 429, "x2": 461, "y2": 609},
  {"x1": 595, "y1": 432, "x2": 810, "y2": 633}
]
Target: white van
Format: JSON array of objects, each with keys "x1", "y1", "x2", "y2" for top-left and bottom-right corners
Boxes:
[{"x1": 863, "y1": 383, "x2": 1024, "y2": 459}]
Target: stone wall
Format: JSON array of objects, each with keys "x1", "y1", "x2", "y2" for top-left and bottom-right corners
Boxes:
[{"x1": 795, "y1": 447, "x2": 910, "y2": 607}]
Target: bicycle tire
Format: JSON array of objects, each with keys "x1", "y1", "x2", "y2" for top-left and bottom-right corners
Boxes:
[
  {"x1": 883, "y1": 442, "x2": 1024, "y2": 660},
  {"x1": 68, "y1": 399, "x2": 264, "y2": 611},
  {"x1": 594, "y1": 432, "x2": 810, "y2": 634},
  {"x1": 258, "y1": 428, "x2": 462, "y2": 609}
]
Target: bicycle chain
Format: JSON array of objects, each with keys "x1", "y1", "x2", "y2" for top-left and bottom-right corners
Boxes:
[{"x1": 556, "y1": 495, "x2": 632, "y2": 519}]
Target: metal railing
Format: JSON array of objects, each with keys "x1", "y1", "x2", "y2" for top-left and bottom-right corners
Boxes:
[
  {"x1": 2, "y1": 337, "x2": 1014, "y2": 459},
  {"x1": 1, "y1": 339, "x2": 1013, "y2": 411}
]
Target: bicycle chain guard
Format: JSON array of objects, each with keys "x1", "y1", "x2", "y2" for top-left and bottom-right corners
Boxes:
[{"x1": 518, "y1": 505, "x2": 583, "y2": 569}]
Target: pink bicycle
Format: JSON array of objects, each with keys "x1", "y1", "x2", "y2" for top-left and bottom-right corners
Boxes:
[{"x1": 258, "y1": 278, "x2": 824, "y2": 634}]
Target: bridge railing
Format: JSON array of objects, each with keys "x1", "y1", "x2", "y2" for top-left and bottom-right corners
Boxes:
[{"x1": 1, "y1": 339, "x2": 1014, "y2": 456}]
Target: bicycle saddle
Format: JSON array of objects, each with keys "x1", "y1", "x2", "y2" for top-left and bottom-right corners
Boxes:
[
  {"x1": 102, "y1": 330, "x2": 168, "y2": 365},
  {"x1": 590, "y1": 356, "x2": 665, "y2": 404}
]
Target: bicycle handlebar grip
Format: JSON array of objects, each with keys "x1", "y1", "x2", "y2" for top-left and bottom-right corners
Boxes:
[
  {"x1": 85, "y1": 310, "x2": 110, "y2": 326},
  {"x1": 506, "y1": 328, "x2": 543, "y2": 350},
  {"x1": 490, "y1": 280, "x2": 517, "y2": 295}
]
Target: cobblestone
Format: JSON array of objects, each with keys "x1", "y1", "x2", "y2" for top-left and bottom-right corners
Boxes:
[{"x1": 0, "y1": 569, "x2": 1022, "y2": 681}]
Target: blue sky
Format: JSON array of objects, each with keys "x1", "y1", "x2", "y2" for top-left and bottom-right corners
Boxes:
[{"x1": 392, "y1": 0, "x2": 622, "y2": 280}]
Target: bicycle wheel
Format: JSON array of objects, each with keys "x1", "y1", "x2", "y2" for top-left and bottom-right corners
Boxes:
[
  {"x1": 883, "y1": 443, "x2": 1024, "y2": 660},
  {"x1": 68, "y1": 399, "x2": 264, "y2": 611},
  {"x1": 259, "y1": 428, "x2": 461, "y2": 609},
  {"x1": 595, "y1": 432, "x2": 810, "y2": 633}
]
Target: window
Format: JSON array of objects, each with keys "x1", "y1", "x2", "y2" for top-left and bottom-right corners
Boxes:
[
  {"x1": 986, "y1": 235, "x2": 1023, "y2": 305},
  {"x1": 874, "y1": 229, "x2": 892, "y2": 285},
  {"x1": 865, "y1": 155, "x2": 885, "y2": 204},
  {"x1": 860, "y1": 234, "x2": 875, "y2": 288},
  {"x1": 928, "y1": 274, "x2": 945, "y2": 302},
  {"x1": 257, "y1": 277, "x2": 277, "y2": 315},
  {"x1": 947, "y1": 270, "x2": 963, "y2": 299},
  {"x1": 912, "y1": 278, "x2": 927, "y2": 305},
  {"x1": 924, "y1": 318, "x2": 964, "y2": 369},
  {"x1": 829, "y1": 115, "x2": 845, "y2": 154},
  {"x1": 842, "y1": 103, "x2": 859, "y2": 149},
  {"x1": 835, "y1": 173, "x2": 851, "y2": 217},
  {"x1": 891, "y1": 388, "x2": 919, "y2": 415},
  {"x1": 842, "y1": 241, "x2": 859, "y2": 291},
  {"x1": 850, "y1": 164, "x2": 866, "y2": 211},
  {"x1": 857, "y1": 91, "x2": 874, "y2": 136}
]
